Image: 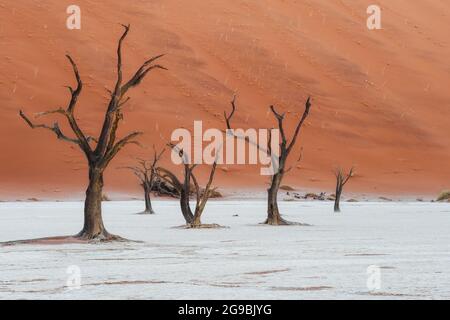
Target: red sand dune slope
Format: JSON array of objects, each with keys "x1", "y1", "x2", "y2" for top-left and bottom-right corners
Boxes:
[{"x1": 0, "y1": 0, "x2": 449, "y2": 199}]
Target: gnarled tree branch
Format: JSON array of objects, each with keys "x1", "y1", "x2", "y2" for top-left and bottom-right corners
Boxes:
[{"x1": 19, "y1": 110, "x2": 79, "y2": 144}]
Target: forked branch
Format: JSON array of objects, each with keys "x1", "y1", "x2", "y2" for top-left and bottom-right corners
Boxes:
[
  {"x1": 286, "y1": 97, "x2": 311, "y2": 153},
  {"x1": 223, "y1": 95, "x2": 269, "y2": 154},
  {"x1": 19, "y1": 110, "x2": 79, "y2": 144},
  {"x1": 95, "y1": 24, "x2": 166, "y2": 158}
]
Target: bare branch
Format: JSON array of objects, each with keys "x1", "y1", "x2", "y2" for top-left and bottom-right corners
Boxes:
[
  {"x1": 287, "y1": 96, "x2": 312, "y2": 153},
  {"x1": 65, "y1": 55, "x2": 82, "y2": 113},
  {"x1": 120, "y1": 55, "x2": 167, "y2": 96},
  {"x1": 62, "y1": 55, "x2": 94, "y2": 155},
  {"x1": 113, "y1": 131, "x2": 143, "y2": 150},
  {"x1": 342, "y1": 166, "x2": 355, "y2": 186},
  {"x1": 167, "y1": 142, "x2": 192, "y2": 165},
  {"x1": 285, "y1": 147, "x2": 304, "y2": 173},
  {"x1": 35, "y1": 108, "x2": 66, "y2": 118},
  {"x1": 190, "y1": 170, "x2": 201, "y2": 204},
  {"x1": 118, "y1": 97, "x2": 131, "y2": 109},
  {"x1": 156, "y1": 167, "x2": 183, "y2": 191},
  {"x1": 297, "y1": 147, "x2": 304, "y2": 163},
  {"x1": 203, "y1": 161, "x2": 217, "y2": 199},
  {"x1": 106, "y1": 110, "x2": 123, "y2": 153},
  {"x1": 267, "y1": 128, "x2": 273, "y2": 156},
  {"x1": 19, "y1": 110, "x2": 79, "y2": 144},
  {"x1": 102, "y1": 131, "x2": 143, "y2": 167},
  {"x1": 151, "y1": 145, "x2": 166, "y2": 167},
  {"x1": 119, "y1": 165, "x2": 146, "y2": 183},
  {"x1": 94, "y1": 25, "x2": 164, "y2": 158},
  {"x1": 112, "y1": 24, "x2": 130, "y2": 97},
  {"x1": 34, "y1": 106, "x2": 97, "y2": 147},
  {"x1": 269, "y1": 105, "x2": 287, "y2": 148},
  {"x1": 223, "y1": 95, "x2": 270, "y2": 155},
  {"x1": 31, "y1": 55, "x2": 92, "y2": 155},
  {"x1": 92, "y1": 25, "x2": 131, "y2": 157},
  {"x1": 224, "y1": 94, "x2": 236, "y2": 130}
]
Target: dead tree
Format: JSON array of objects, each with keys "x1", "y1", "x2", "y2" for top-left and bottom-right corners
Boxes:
[
  {"x1": 157, "y1": 148, "x2": 220, "y2": 228},
  {"x1": 122, "y1": 147, "x2": 165, "y2": 214},
  {"x1": 334, "y1": 166, "x2": 354, "y2": 212},
  {"x1": 151, "y1": 177, "x2": 180, "y2": 198},
  {"x1": 225, "y1": 95, "x2": 312, "y2": 225},
  {"x1": 19, "y1": 25, "x2": 166, "y2": 241}
]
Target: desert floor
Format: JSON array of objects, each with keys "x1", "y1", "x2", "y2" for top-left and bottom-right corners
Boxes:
[{"x1": 1, "y1": 200, "x2": 449, "y2": 299}]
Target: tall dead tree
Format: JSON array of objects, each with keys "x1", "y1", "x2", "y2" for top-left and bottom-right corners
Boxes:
[
  {"x1": 122, "y1": 147, "x2": 165, "y2": 214},
  {"x1": 225, "y1": 96, "x2": 312, "y2": 225},
  {"x1": 157, "y1": 148, "x2": 220, "y2": 228},
  {"x1": 19, "y1": 25, "x2": 166, "y2": 241},
  {"x1": 334, "y1": 166, "x2": 354, "y2": 212}
]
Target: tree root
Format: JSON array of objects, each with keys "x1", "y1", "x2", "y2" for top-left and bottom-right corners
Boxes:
[
  {"x1": 137, "y1": 210, "x2": 155, "y2": 215},
  {"x1": 0, "y1": 236, "x2": 86, "y2": 246},
  {"x1": 261, "y1": 217, "x2": 311, "y2": 226},
  {"x1": 75, "y1": 229, "x2": 134, "y2": 242},
  {"x1": 1, "y1": 230, "x2": 133, "y2": 246},
  {"x1": 173, "y1": 223, "x2": 228, "y2": 229}
]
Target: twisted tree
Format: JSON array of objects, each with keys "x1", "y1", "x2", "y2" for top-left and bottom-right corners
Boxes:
[
  {"x1": 19, "y1": 24, "x2": 166, "y2": 241},
  {"x1": 225, "y1": 95, "x2": 312, "y2": 225},
  {"x1": 122, "y1": 146, "x2": 165, "y2": 214},
  {"x1": 334, "y1": 166, "x2": 354, "y2": 212},
  {"x1": 157, "y1": 147, "x2": 220, "y2": 228}
]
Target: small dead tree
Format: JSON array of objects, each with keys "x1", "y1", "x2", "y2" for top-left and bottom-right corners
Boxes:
[
  {"x1": 334, "y1": 166, "x2": 354, "y2": 212},
  {"x1": 122, "y1": 146, "x2": 165, "y2": 214},
  {"x1": 19, "y1": 25, "x2": 166, "y2": 241},
  {"x1": 225, "y1": 95, "x2": 312, "y2": 225},
  {"x1": 157, "y1": 147, "x2": 220, "y2": 228}
]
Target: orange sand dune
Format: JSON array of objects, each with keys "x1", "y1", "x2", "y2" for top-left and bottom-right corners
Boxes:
[{"x1": 0, "y1": 0, "x2": 449, "y2": 200}]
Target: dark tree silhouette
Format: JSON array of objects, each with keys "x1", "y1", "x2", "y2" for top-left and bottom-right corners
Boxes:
[
  {"x1": 122, "y1": 146, "x2": 165, "y2": 214},
  {"x1": 225, "y1": 95, "x2": 312, "y2": 225},
  {"x1": 19, "y1": 25, "x2": 166, "y2": 241},
  {"x1": 157, "y1": 147, "x2": 220, "y2": 228},
  {"x1": 334, "y1": 166, "x2": 354, "y2": 212}
]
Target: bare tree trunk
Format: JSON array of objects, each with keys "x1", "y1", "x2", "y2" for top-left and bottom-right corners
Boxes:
[
  {"x1": 180, "y1": 167, "x2": 194, "y2": 224},
  {"x1": 334, "y1": 189, "x2": 342, "y2": 212},
  {"x1": 142, "y1": 184, "x2": 155, "y2": 214},
  {"x1": 266, "y1": 172, "x2": 289, "y2": 225},
  {"x1": 192, "y1": 196, "x2": 208, "y2": 227},
  {"x1": 180, "y1": 191, "x2": 194, "y2": 224},
  {"x1": 333, "y1": 167, "x2": 354, "y2": 213},
  {"x1": 77, "y1": 169, "x2": 110, "y2": 239},
  {"x1": 155, "y1": 165, "x2": 194, "y2": 225},
  {"x1": 192, "y1": 213, "x2": 202, "y2": 227}
]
